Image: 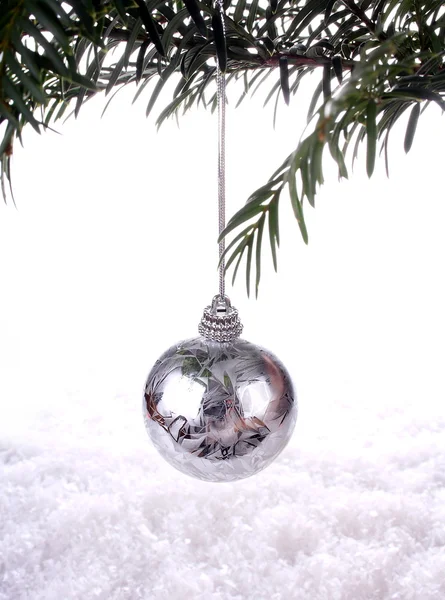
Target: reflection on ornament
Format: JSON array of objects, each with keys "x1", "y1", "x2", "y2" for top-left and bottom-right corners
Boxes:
[{"x1": 143, "y1": 297, "x2": 297, "y2": 482}]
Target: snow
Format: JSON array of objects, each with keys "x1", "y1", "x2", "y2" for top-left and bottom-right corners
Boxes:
[{"x1": 1, "y1": 377, "x2": 444, "y2": 600}]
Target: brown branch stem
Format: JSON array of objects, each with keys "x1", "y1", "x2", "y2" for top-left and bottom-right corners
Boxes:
[{"x1": 264, "y1": 53, "x2": 355, "y2": 71}]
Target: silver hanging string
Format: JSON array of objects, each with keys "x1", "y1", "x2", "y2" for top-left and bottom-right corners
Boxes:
[
  {"x1": 216, "y1": 0, "x2": 226, "y2": 300},
  {"x1": 198, "y1": 0, "x2": 243, "y2": 342}
]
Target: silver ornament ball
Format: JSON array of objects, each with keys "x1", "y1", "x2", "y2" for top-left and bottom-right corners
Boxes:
[{"x1": 143, "y1": 335, "x2": 297, "y2": 482}]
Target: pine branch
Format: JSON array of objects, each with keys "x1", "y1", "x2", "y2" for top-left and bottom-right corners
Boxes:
[{"x1": 1, "y1": 0, "x2": 444, "y2": 297}]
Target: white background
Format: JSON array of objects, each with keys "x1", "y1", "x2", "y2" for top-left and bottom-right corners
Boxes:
[
  {"x1": 0, "y1": 77, "x2": 444, "y2": 430},
  {"x1": 1, "y1": 74, "x2": 445, "y2": 600}
]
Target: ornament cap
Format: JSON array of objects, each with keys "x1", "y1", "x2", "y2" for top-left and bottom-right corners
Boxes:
[{"x1": 198, "y1": 295, "x2": 243, "y2": 342}]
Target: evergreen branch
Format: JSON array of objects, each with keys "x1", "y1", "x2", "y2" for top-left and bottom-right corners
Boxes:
[
  {"x1": 0, "y1": 0, "x2": 444, "y2": 296},
  {"x1": 221, "y1": 40, "x2": 445, "y2": 291}
]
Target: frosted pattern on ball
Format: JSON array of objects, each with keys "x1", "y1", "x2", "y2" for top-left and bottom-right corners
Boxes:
[{"x1": 143, "y1": 337, "x2": 297, "y2": 482}]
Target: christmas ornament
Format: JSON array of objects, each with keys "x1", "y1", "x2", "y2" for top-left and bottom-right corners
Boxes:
[
  {"x1": 144, "y1": 297, "x2": 296, "y2": 482},
  {"x1": 142, "y1": 0, "x2": 297, "y2": 482}
]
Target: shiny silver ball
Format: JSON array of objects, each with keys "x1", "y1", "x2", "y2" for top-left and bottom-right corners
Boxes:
[{"x1": 143, "y1": 337, "x2": 297, "y2": 482}]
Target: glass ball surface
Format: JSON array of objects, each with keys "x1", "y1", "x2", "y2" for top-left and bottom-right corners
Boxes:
[{"x1": 143, "y1": 337, "x2": 297, "y2": 482}]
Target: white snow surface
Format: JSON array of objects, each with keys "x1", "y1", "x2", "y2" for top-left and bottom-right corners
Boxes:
[{"x1": 1, "y1": 379, "x2": 444, "y2": 600}]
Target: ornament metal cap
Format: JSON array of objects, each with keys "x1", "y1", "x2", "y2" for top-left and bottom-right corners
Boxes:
[{"x1": 198, "y1": 295, "x2": 243, "y2": 342}]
